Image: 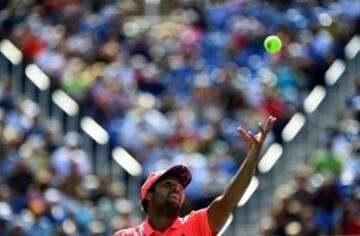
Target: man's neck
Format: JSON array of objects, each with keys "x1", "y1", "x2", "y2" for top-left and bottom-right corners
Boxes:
[{"x1": 147, "y1": 213, "x2": 178, "y2": 233}]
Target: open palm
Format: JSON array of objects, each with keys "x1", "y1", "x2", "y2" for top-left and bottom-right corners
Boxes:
[{"x1": 237, "y1": 116, "x2": 276, "y2": 159}]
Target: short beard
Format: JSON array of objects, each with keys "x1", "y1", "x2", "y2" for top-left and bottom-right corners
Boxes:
[{"x1": 162, "y1": 200, "x2": 181, "y2": 217}]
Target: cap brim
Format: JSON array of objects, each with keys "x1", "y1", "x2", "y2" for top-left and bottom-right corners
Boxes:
[{"x1": 162, "y1": 165, "x2": 192, "y2": 189}]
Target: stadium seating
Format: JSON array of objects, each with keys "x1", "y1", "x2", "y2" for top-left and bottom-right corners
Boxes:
[{"x1": 0, "y1": 1, "x2": 359, "y2": 235}]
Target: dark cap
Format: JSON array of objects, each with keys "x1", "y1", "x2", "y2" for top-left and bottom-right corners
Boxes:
[{"x1": 140, "y1": 165, "x2": 192, "y2": 200}]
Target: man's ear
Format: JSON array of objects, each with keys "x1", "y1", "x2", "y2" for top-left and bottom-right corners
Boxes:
[{"x1": 180, "y1": 194, "x2": 185, "y2": 205}]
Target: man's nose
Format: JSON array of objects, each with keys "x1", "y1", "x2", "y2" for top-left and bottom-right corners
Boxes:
[{"x1": 171, "y1": 185, "x2": 182, "y2": 193}]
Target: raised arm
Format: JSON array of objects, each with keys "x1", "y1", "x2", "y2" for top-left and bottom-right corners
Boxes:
[{"x1": 207, "y1": 116, "x2": 276, "y2": 233}]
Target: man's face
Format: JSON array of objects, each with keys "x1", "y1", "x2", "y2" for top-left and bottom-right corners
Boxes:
[{"x1": 148, "y1": 176, "x2": 185, "y2": 214}]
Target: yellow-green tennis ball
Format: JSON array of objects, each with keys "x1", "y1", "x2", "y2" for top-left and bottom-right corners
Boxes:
[{"x1": 264, "y1": 35, "x2": 282, "y2": 53}]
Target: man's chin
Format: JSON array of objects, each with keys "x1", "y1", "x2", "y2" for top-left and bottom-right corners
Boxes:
[{"x1": 164, "y1": 201, "x2": 181, "y2": 214}]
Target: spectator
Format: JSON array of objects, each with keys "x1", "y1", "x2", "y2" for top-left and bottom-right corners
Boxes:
[
  {"x1": 50, "y1": 131, "x2": 91, "y2": 179},
  {"x1": 309, "y1": 141, "x2": 343, "y2": 177},
  {"x1": 290, "y1": 166, "x2": 313, "y2": 206},
  {"x1": 0, "y1": 1, "x2": 359, "y2": 235},
  {"x1": 311, "y1": 174, "x2": 342, "y2": 234},
  {"x1": 335, "y1": 190, "x2": 360, "y2": 235},
  {"x1": 341, "y1": 142, "x2": 360, "y2": 185}
]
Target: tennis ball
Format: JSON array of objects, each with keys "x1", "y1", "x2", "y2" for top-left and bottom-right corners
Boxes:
[{"x1": 264, "y1": 35, "x2": 282, "y2": 53}]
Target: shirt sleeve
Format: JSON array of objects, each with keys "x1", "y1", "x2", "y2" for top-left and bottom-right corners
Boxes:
[{"x1": 184, "y1": 208, "x2": 218, "y2": 236}]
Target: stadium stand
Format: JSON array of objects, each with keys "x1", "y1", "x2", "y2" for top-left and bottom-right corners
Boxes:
[
  {"x1": 261, "y1": 74, "x2": 360, "y2": 235},
  {"x1": 0, "y1": 0, "x2": 359, "y2": 235}
]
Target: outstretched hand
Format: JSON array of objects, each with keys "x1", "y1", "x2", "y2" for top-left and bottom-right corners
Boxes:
[
  {"x1": 237, "y1": 116, "x2": 277, "y2": 159},
  {"x1": 206, "y1": 116, "x2": 277, "y2": 233}
]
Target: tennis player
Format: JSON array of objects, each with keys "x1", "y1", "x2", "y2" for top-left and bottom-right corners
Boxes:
[{"x1": 113, "y1": 116, "x2": 276, "y2": 236}]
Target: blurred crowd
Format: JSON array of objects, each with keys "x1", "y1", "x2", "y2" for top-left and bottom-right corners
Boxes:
[
  {"x1": 261, "y1": 76, "x2": 360, "y2": 236},
  {"x1": 1, "y1": 77, "x2": 142, "y2": 235},
  {"x1": 0, "y1": 0, "x2": 359, "y2": 235}
]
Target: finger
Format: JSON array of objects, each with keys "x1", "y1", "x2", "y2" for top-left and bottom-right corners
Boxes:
[
  {"x1": 237, "y1": 127, "x2": 253, "y2": 148},
  {"x1": 247, "y1": 131, "x2": 259, "y2": 146},
  {"x1": 237, "y1": 127, "x2": 249, "y2": 139},
  {"x1": 271, "y1": 116, "x2": 277, "y2": 124},
  {"x1": 266, "y1": 116, "x2": 276, "y2": 131},
  {"x1": 238, "y1": 127, "x2": 251, "y2": 141},
  {"x1": 264, "y1": 116, "x2": 273, "y2": 130},
  {"x1": 263, "y1": 116, "x2": 276, "y2": 132},
  {"x1": 257, "y1": 123, "x2": 266, "y2": 143},
  {"x1": 258, "y1": 116, "x2": 276, "y2": 143},
  {"x1": 258, "y1": 122, "x2": 265, "y2": 134}
]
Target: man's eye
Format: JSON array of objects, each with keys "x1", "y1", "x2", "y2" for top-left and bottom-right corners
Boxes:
[{"x1": 162, "y1": 182, "x2": 178, "y2": 188}]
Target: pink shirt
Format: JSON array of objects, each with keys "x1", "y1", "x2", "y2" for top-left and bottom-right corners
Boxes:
[{"x1": 113, "y1": 208, "x2": 217, "y2": 236}]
